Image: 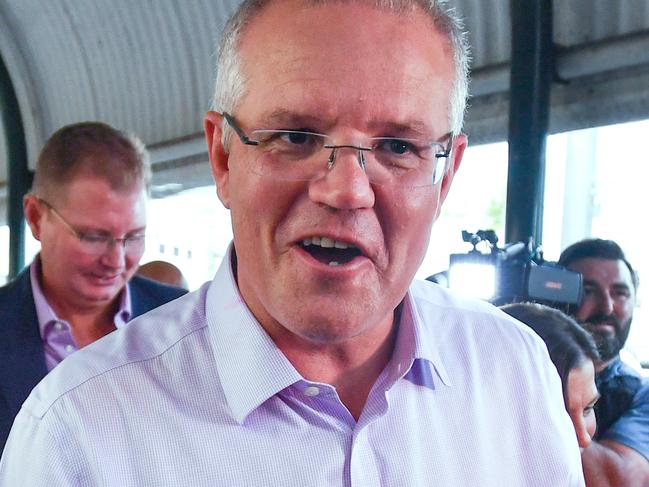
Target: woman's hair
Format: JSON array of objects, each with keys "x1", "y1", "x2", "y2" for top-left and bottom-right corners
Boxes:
[{"x1": 500, "y1": 302, "x2": 600, "y2": 406}]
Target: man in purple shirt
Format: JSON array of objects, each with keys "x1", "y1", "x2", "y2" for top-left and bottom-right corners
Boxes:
[
  {"x1": 0, "y1": 122, "x2": 186, "y2": 450},
  {"x1": 1, "y1": 1, "x2": 584, "y2": 485}
]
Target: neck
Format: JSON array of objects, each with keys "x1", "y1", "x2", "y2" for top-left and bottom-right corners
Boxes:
[
  {"x1": 595, "y1": 356, "x2": 618, "y2": 373},
  {"x1": 67, "y1": 309, "x2": 118, "y2": 347},
  {"x1": 273, "y1": 315, "x2": 399, "y2": 421},
  {"x1": 39, "y1": 277, "x2": 120, "y2": 348}
]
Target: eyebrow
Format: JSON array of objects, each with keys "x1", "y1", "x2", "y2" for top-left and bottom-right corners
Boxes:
[
  {"x1": 583, "y1": 279, "x2": 631, "y2": 292},
  {"x1": 257, "y1": 110, "x2": 329, "y2": 130},
  {"x1": 366, "y1": 119, "x2": 438, "y2": 139},
  {"x1": 257, "y1": 110, "x2": 442, "y2": 139},
  {"x1": 76, "y1": 225, "x2": 146, "y2": 237},
  {"x1": 611, "y1": 283, "x2": 631, "y2": 292}
]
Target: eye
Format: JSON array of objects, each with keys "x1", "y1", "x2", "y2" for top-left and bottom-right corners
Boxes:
[
  {"x1": 79, "y1": 234, "x2": 108, "y2": 244},
  {"x1": 257, "y1": 130, "x2": 324, "y2": 160},
  {"x1": 582, "y1": 285, "x2": 596, "y2": 296},
  {"x1": 126, "y1": 233, "x2": 146, "y2": 243},
  {"x1": 376, "y1": 138, "x2": 418, "y2": 156},
  {"x1": 612, "y1": 288, "x2": 631, "y2": 299},
  {"x1": 281, "y1": 131, "x2": 313, "y2": 145}
]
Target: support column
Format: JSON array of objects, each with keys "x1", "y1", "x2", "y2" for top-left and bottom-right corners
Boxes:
[
  {"x1": 0, "y1": 53, "x2": 30, "y2": 278},
  {"x1": 505, "y1": 0, "x2": 553, "y2": 245}
]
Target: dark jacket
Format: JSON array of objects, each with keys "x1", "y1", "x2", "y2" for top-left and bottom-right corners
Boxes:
[{"x1": 0, "y1": 267, "x2": 187, "y2": 451}]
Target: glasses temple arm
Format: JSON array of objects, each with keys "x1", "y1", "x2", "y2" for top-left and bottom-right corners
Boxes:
[{"x1": 223, "y1": 112, "x2": 259, "y2": 146}]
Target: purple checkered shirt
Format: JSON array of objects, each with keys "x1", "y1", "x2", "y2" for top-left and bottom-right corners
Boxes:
[{"x1": 2, "y1": 247, "x2": 584, "y2": 486}]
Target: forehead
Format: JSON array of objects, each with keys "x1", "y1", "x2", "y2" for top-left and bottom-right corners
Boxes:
[
  {"x1": 569, "y1": 258, "x2": 634, "y2": 289},
  {"x1": 566, "y1": 360, "x2": 596, "y2": 403},
  {"x1": 57, "y1": 173, "x2": 146, "y2": 208},
  {"x1": 236, "y1": 0, "x2": 454, "y2": 133}
]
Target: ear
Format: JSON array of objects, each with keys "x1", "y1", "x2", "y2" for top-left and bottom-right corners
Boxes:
[
  {"x1": 23, "y1": 193, "x2": 44, "y2": 241},
  {"x1": 437, "y1": 133, "x2": 467, "y2": 207},
  {"x1": 204, "y1": 111, "x2": 231, "y2": 209}
]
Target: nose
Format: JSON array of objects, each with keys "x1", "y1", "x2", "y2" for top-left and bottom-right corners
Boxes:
[
  {"x1": 597, "y1": 292, "x2": 615, "y2": 317},
  {"x1": 100, "y1": 240, "x2": 126, "y2": 269},
  {"x1": 575, "y1": 424, "x2": 592, "y2": 449},
  {"x1": 308, "y1": 146, "x2": 375, "y2": 210}
]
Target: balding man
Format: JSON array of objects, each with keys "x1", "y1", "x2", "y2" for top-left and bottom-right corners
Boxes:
[{"x1": 1, "y1": 2, "x2": 582, "y2": 485}]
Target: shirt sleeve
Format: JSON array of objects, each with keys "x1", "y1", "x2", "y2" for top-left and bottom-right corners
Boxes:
[
  {"x1": 599, "y1": 383, "x2": 649, "y2": 462},
  {"x1": 0, "y1": 406, "x2": 89, "y2": 486}
]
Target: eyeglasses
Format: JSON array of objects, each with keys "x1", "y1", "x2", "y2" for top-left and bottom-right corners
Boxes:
[
  {"x1": 223, "y1": 113, "x2": 454, "y2": 187},
  {"x1": 37, "y1": 197, "x2": 145, "y2": 256}
]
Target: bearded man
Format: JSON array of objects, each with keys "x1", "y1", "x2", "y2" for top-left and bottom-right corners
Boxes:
[{"x1": 560, "y1": 238, "x2": 649, "y2": 487}]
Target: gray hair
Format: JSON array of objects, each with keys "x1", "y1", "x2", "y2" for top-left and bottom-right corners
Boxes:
[{"x1": 211, "y1": 0, "x2": 471, "y2": 139}]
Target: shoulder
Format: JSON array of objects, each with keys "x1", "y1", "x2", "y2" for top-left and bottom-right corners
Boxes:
[
  {"x1": 0, "y1": 267, "x2": 31, "y2": 297},
  {"x1": 20, "y1": 282, "x2": 208, "y2": 421},
  {"x1": 0, "y1": 268, "x2": 33, "y2": 316},
  {"x1": 407, "y1": 279, "x2": 553, "y2": 383},
  {"x1": 408, "y1": 279, "x2": 541, "y2": 344},
  {"x1": 128, "y1": 275, "x2": 188, "y2": 313},
  {"x1": 601, "y1": 379, "x2": 649, "y2": 461}
]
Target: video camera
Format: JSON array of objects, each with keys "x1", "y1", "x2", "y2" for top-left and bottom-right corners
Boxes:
[{"x1": 428, "y1": 230, "x2": 583, "y2": 307}]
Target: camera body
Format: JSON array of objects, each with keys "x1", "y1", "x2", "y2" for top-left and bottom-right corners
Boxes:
[{"x1": 431, "y1": 230, "x2": 583, "y2": 307}]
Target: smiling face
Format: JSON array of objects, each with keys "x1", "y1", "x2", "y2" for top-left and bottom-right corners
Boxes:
[
  {"x1": 206, "y1": 1, "x2": 465, "y2": 346},
  {"x1": 25, "y1": 173, "x2": 147, "y2": 316},
  {"x1": 569, "y1": 258, "x2": 636, "y2": 362},
  {"x1": 566, "y1": 359, "x2": 599, "y2": 449}
]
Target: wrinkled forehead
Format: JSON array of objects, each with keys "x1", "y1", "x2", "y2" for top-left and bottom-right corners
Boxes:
[{"x1": 236, "y1": 0, "x2": 454, "y2": 133}]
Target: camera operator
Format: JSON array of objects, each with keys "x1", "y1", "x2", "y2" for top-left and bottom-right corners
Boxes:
[{"x1": 559, "y1": 238, "x2": 649, "y2": 487}]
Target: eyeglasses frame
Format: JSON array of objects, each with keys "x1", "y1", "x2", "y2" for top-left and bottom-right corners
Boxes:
[
  {"x1": 222, "y1": 112, "x2": 454, "y2": 184},
  {"x1": 36, "y1": 197, "x2": 145, "y2": 255}
]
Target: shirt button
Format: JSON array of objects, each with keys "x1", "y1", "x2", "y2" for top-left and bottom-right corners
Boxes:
[
  {"x1": 54, "y1": 321, "x2": 64, "y2": 331},
  {"x1": 64, "y1": 344, "x2": 75, "y2": 353},
  {"x1": 304, "y1": 386, "x2": 320, "y2": 397}
]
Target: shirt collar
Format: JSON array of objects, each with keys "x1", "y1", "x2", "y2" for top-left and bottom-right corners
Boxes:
[
  {"x1": 205, "y1": 245, "x2": 303, "y2": 424},
  {"x1": 387, "y1": 290, "x2": 452, "y2": 388},
  {"x1": 205, "y1": 246, "x2": 451, "y2": 422},
  {"x1": 30, "y1": 254, "x2": 132, "y2": 341}
]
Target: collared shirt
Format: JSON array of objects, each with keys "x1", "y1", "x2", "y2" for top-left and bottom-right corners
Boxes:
[
  {"x1": 1, "y1": 249, "x2": 584, "y2": 486},
  {"x1": 30, "y1": 256, "x2": 131, "y2": 371},
  {"x1": 595, "y1": 356, "x2": 649, "y2": 461}
]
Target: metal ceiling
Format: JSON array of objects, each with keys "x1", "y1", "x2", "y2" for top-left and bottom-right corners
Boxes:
[{"x1": 1, "y1": 0, "x2": 649, "y2": 221}]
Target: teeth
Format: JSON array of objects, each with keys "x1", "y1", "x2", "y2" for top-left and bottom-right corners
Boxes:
[
  {"x1": 320, "y1": 237, "x2": 334, "y2": 248},
  {"x1": 329, "y1": 261, "x2": 340, "y2": 266},
  {"x1": 301, "y1": 236, "x2": 356, "y2": 249}
]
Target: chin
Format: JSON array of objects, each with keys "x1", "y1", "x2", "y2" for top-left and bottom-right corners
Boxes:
[
  {"x1": 293, "y1": 314, "x2": 376, "y2": 343},
  {"x1": 81, "y1": 285, "x2": 123, "y2": 304}
]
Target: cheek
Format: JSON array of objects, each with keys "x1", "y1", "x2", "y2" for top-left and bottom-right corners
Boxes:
[
  {"x1": 125, "y1": 251, "x2": 145, "y2": 271},
  {"x1": 74, "y1": 253, "x2": 102, "y2": 271},
  {"x1": 576, "y1": 300, "x2": 594, "y2": 320},
  {"x1": 385, "y1": 190, "x2": 436, "y2": 253}
]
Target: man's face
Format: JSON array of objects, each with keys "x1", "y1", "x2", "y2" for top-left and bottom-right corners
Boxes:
[
  {"x1": 206, "y1": 1, "x2": 465, "y2": 346},
  {"x1": 26, "y1": 173, "x2": 147, "y2": 313},
  {"x1": 569, "y1": 258, "x2": 636, "y2": 361}
]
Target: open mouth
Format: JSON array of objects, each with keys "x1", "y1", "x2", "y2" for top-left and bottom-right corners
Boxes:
[{"x1": 300, "y1": 236, "x2": 364, "y2": 266}]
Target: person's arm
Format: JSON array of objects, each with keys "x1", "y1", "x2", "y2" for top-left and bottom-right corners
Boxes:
[
  {"x1": 581, "y1": 440, "x2": 649, "y2": 487},
  {"x1": 0, "y1": 405, "x2": 87, "y2": 486}
]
